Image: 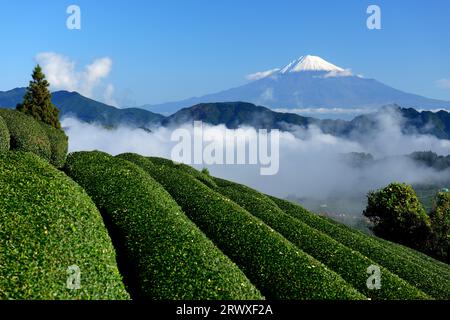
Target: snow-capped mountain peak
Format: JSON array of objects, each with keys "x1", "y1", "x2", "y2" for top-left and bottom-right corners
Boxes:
[
  {"x1": 142, "y1": 55, "x2": 450, "y2": 116},
  {"x1": 246, "y1": 55, "x2": 347, "y2": 81},
  {"x1": 280, "y1": 55, "x2": 344, "y2": 74}
]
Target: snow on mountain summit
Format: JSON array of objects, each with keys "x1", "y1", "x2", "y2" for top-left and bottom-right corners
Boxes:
[
  {"x1": 142, "y1": 54, "x2": 450, "y2": 115},
  {"x1": 246, "y1": 55, "x2": 348, "y2": 81},
  {"x1": 280, "y1": 55, "x2": 344, "y2": 73}
]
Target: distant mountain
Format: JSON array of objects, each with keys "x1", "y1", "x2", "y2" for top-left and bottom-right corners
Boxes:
[
  {"x1": 163, "y1": 101, "x2": 312, "y2": 129},
  {"x1": 0, "y1": 88, "x2": 164, "y2": 129},
  {"x1": 341, "y1": 151, "x2": 450, "y2": 171},
  {"x1": 2, "y1": 88, "x2": 450, "y2": 140},
  {"x1": 409, "y1": 151, "x2": 450, "y2": 171},
  {"x1": 52, "y1": 91, "x2": 164, "y2": 128},
  {"x1": 165, "y1": 102, "x2": 450, "y2": 139},
  {"x1": 142, "y1": 55, "x2": 450, "y2": 115},
  {"x1": 0, "y1": 88, "x2": 27, "y2": 107},
  {"x1": 345, "y1": 105, "x2": 450, "y2": 139}
]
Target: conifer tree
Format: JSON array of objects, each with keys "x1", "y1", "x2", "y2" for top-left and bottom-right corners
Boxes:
[{"x1": 17, "y1": 65, "x2": 61, "y2": 129}]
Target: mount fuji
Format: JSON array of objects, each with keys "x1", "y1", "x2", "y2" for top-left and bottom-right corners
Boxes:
[{"x1": 142, "y1": 55, "x2": 450, "y2": 117}]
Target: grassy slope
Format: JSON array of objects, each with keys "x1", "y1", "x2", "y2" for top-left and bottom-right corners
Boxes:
[
  {"x1": 0, "y1": 152, "x2": 129, "y2": 299},
  {"x1": 126, "y1": 154, "x2": 365, "y2": 300},
  {"x1": 139, "y1": 157, "x2": 449, "y2": 299},
  {"x1": 212, "y1": 177, "x2": 430, "y2": 300},
  {"x1": 2, "y1": 143, "x2": 448, "y2": 300},
  {"x1": 64, "y1": 151, "x2": 262, "y2": 300},
  {"x1": 296, "y1": 202, "x2": 450, "y2": 279},
  {"x1": 271, "y1": 197, "x2": 450, "y2": 299}
]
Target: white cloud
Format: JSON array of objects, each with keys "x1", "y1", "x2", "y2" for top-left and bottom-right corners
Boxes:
[
  {"x1": 61, "y1": 109, "x2": 450, "y2": 224},
  {"x1": 35, "y1": 53, "x2": 78, "y2": 91},
  {"x1": 62, "y1": 110, "x2": 450, "y2": 210},
  {"x1": 323, "y1": 68, "x2": 353, "y2": 78},
  {"x1": 246, "y1": 68, "x2": 280, "y2": 81},
  {"x1": 82, "y1": 57, "x2": 113, "y2": 97},
  {"x1": 35, "y1": 52, "x2": 116, "y2": 105},
  {"x1": 436, "y1": 78, "x2": 450, "y2": 89},
  {"x1": 62, "y1": 117, "x2": 174, "y2": 156}
]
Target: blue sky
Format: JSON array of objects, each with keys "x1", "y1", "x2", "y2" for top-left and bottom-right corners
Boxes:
[{"x1": 1, "y1": 0, "x2": 450, "y2": 106}]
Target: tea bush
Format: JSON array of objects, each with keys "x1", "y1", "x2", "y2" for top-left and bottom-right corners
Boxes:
[
  {"x1": 213, "y1": 177, "x2": 430, "y2": 300},
  {"x1": 271, "y1": 197, "x2": 450, "y2": 299},
  {"x1": 0, "y1": 115, "x2": 9, "y2": 152},
  {"x1": 132, "y1": 156, "x2": 365, "y2": 300},
  {"x1": 64, "y1": 151, "x2": 262, "y2": 300},
  {"x1": 0, "y1": 109, "x2": 51, "y2": 161},
  {"x1": 39, "y1": 123, "x2": 68, "y2": 168},
  {"x1": 0, "y1": 151, "x2": 129, "y2": 299}
]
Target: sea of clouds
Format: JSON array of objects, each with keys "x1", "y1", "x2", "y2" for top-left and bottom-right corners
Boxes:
[{"x1": 62, "y1": 110, "x2": 450, "y2": 217}]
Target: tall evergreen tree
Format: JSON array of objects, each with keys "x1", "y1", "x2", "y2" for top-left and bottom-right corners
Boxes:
[{"x1": 17, "y1": 65, "x2": 61, "y2": 129}]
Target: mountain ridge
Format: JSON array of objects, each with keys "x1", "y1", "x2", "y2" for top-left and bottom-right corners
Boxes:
[
  {"x1": 164, "y1": 102, "x2": 450, "y2": 139},
  {"x1": 1, "y1": 88, "x2": 450, "y2": 139},
  {"x1": 0, "y1": 88, "x2": 164, "y2": 128}
]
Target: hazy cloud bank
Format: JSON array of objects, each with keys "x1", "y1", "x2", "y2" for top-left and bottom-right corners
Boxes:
[{"x1": 62, "y1": 110, "x2": 450, "y2": 216}]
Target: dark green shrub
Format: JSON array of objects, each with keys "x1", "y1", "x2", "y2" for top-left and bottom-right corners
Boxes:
[
  {"x1": 135, "y1": 156, "x2": 364, "y2": 300},
  {"x1": 271, "y1": 197, "x2": 450, "y2": 299},
  {"x1": 149, "y1": 157, "x2": 218, "y2": 189},
  {"x1": 65, "y1": 151, "x2": 261, "y2": 300},
  {"x1": 0, "y1": 109, "x2": 51, "y2": 161},
  {"x1": 364, "y1": 183, "x2": 432, "y2": 249},
  {"x1": 0, "y1": 115, "x2": 9, "y2": 152},
  {"x1": 40, "y1": 123, "x2": 68, "y2": 168},
  {"x1": 213, "y1": 178, "x2": 430, "y2": 300},
  {"x1": 0, "y1": 151, "x2": 129, "y2": 300},
  {"x1": 430, "y1": 192, "x2": 450, "y2": 262}
]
